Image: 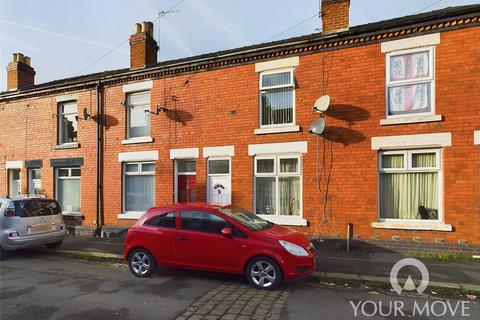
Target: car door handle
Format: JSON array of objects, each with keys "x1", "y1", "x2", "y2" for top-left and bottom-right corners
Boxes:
[{"x1": 177, "y1": 236, "x2": 189, "y2": 241}]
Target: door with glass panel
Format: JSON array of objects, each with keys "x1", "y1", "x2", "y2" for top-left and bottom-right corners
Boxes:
[
  {"x1": 9, "y1": 169, "x2": 21, "y2": 196},
  {"x1": 28, "y1": 168, "x2": 42, "y2": 195},
  {"x1": 176, "y1": 160, "x2": 196, "y2": 203},
  {"x1": 207, "y1": 158, "x2": 231, "y2": 205}
]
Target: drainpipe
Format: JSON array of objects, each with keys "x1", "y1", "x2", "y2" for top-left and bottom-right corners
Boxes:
[{"x1": 95, "y1": 80, "x2": 104, "y2": 237}]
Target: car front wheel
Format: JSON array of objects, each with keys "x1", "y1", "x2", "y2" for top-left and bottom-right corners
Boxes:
[
  {"x1": 246, "y1": 257, "x2": 282, "y2": 290},
  {"x1": 128, "y1": 249, "x2": 156, "y2": 277}
]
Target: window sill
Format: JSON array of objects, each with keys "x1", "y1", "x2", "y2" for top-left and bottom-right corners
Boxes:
[
  {"x1": 258, "y1": 214, "x2": 307, "y2": 226},
  {"x1": 62, "y1": 212, "x2": 83, "y2": 219},
  {"x1": 121, "y1": 136, "x2": 153, "y2": 145},
  {"x1": 55, "y1": 143, "x2": 79, "y2": 150},
  {"x1": 380, "y1": 115, "x2": 443, "y2": 126},
  {"x1": 254, "y1": 126, "x2": 300, "y2": 135},
  {"x1": 371, "y1": 221, "x2": 452, "y2": 231},
  {"x1": 117, "y1": 212, "x2": 145, "y2": 220}
]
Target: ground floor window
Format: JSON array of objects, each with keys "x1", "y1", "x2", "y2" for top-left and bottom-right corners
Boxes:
[
  {"x1": 124, "y1": 162, "x2": 155, "y2": 212},
  {"x1": 28, "y1": 168, "x2": 42, "y2": 195},
  {"x1": 379, "y1": 149, "x2": 440, "y2": 220},
  {"x1": 254, "y1": 155, "x2": 301, "y2": 216},
  {"x1": 56, "y1": 167, "x2": 81, "y2": 213}
]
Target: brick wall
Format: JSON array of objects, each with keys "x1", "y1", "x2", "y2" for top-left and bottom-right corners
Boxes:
[{"x1": 1, "y1": 26, "x2": 479, "y2": 251}]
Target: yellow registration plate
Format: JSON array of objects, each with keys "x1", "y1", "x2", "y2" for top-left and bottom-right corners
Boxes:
[{"x1": 30, "y1": 224, "x2": 52, "y2": 233}]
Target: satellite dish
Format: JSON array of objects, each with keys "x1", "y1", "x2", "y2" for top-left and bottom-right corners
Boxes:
[
  {"x1": 313, "y1": 95, "x2": 330, "y2": 113},
  {"x1": 309, "y1": 118, "x2": 326, "y2": 135},
  {"x1": 82, "y1": 108, "x2": 91, "y2": 120}
]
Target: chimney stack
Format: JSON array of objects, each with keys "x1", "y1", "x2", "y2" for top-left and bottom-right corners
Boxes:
[
  {"x1": 321, "y1": 0, "x2": 350, "y2": 34},
  {"x1": 129, "y1": 21, "x2": 158, "y2": 69},
  {"x1": 6, "y1": 53, "x2": 36, "y2": 91}
]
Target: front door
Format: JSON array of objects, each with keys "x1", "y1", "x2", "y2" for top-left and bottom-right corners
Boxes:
[
  {"x1": 9, "y1": 169, "x2": 21, "y2": 196},
  {"x1": 28, "y1": 168, "x2": 42, "y2": 195},
  {"x1": 207, "y1": 158, "x2": 231, "y2": 205},
  {"x1": 178, "y1": 175, "x2": 196, "y2": 203}
]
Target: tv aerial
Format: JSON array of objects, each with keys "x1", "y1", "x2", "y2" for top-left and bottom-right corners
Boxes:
[{"x1": 313, "y1": 95, "x2": 330, "y2": 113}]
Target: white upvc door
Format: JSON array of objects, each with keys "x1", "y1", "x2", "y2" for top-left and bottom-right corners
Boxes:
[
  {"x1": 207, "y1": 158, "x2": 231, "y2": 205},
  {"x1": 9, "y1": 169, "x2": 21, "y2": 196},
  {"x1": 28, "y1": 168, "x2": 42, "y2": 195}
]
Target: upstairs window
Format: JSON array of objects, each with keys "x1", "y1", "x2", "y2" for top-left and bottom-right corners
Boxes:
[
  {"x1": 259, "y1": 69, "x2": 295, "y2": 127},
  {"x1": 58, "y1": 101, "x2": 78, "y2": 144},
  {"x1": 127, "y1": 91, "x2": 150, "y2": 139},
  {"x1": 386, "y1": 47, "x2": 434, "y2": 117}
]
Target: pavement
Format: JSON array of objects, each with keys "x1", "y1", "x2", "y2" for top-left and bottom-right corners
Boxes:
[{"x1": 33, "y1": 235, "x2": 480, "y2": 291}]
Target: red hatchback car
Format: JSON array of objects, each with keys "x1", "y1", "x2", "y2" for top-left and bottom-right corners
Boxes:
[{"x1": 124, "y1": 203, "x2": 315, "y2": 290}]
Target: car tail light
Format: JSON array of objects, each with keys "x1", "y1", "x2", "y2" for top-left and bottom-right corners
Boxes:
[
  {"x1": 5, "y1": 207, "x2": 16, "y2": 217},
  {"x1": 8, "y1": 231, "x2": 19, "y2": 238}
]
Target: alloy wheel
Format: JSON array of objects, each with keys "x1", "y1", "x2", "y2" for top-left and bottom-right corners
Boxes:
[
  {"x1": 131, "y1": 251, "x2": 151, "y2": 276},
  {"x1": 250, "y1": 260, "x2": 276, "y2": 288}
]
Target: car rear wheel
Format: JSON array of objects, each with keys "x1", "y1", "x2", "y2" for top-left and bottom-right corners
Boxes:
[
  {"x1": 246, "y1": 257, "x2": 282, "y2": 290},
  {"x1": 46, "y1": 241, "x2": 63, "y2": 249},
  {"x1": 128, "y1": 249, "x2": 156, "y2": 277},
  {"x1": 0, "y1": 246, "x2": 6, "y2": 260}
]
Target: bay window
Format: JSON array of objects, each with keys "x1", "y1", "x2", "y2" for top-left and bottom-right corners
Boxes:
[
  {"x1": 386, "y1": 47, "x2": 434, "y2": 117},
  {"x1": 255, "y1": 155, "x2": 301, "y2": 216},
  {"x1": 124, "y1": 162, "x2": 155, "y2": 212},
  {"x1": 56, "y1": 167, "x2": 81, "y2": 214},
  {"x1": 259, "y1": 69, "x2": 295, "y2": 127},
  {"x1": 379, "y1": 149, "x2": 440, "y2": 220}
]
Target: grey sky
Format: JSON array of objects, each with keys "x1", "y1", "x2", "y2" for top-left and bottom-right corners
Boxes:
[{"x1": 0, "y1": 0, "x2": 478, "y2": 86}]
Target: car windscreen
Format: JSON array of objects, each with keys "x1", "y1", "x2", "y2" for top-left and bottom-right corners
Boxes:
[
  {"x1": 219, "y1": 206, "x2": 273, "y2": 231},
  {"x1": 14, "y1": 199, "x2": 62, "y2": 217}
]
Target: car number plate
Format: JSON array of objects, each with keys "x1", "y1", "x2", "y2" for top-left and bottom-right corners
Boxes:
[{"x1": 30, "y1": 224, "x2": 53, "y2": 233}]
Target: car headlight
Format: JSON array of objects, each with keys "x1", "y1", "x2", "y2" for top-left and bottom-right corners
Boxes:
[{"x1": 279, "y1": 240, "x2": 309, "y2": 257}]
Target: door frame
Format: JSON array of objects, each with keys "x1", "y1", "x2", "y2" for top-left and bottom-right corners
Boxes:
[
  {"x1": 206, "y1": 157, "x2": 232, "y2": 204},
  {"x1": 174, "y1": 159, "x2": 197, "y2": 203}
]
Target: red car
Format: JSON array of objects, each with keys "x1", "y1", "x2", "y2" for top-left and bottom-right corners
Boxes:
[{"x1": 124, "y1": 203, "x2": 315, "y2": 290}]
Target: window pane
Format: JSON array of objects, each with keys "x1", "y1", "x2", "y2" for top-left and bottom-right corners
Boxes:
[
  {"x1": 388, "y1": 83, "x2": 431, "y2": 115},
  {"x1": 208, "y1": 160, "x2": 229, "y2": 174},
  {"x1": 177, "y1": 160, "x2": 196, "y2": 173},
  {"x1": 71, "y1": 168, "x2": 81, "y2": 177},
  {"x1": 257, "y1": 159, "x2": 274, "y2": 173},
  {"x1": 180, "y1": 211, "x2": 228, "y2": 233},
  {"x1": 279, "y1": 158, "x2": 298, "y2": 173},
  {"x1": 381, "y1": 154, "x2": 404, "y2": 169},
  {"x1": 30, "y1": 169, "x2": 41, "y2": 180},
  {"x1": 125, "y1": 163, "x2": 138, "y2": 173},
  {"x1": 128, "y1": 92, "x2": 150, "y2": 105},
  {"x1": 128, "y1": 106, "x2": 149, "y2": 138},
  {"x1": 390, "y1": 51, "x2": 429, "y2": 82},
  {"x1": 60, "y1": 113, "x2": 78, "y2": 143},
  {"x1": 278, "y1": 177, "x2": 300, "y2": 216},
  {"x1": 141, "y1": 163, "x2": 155, "y2": 172},
  {"x1": 57, "y1": 169, "x2": 69, "y2": 177},
  {"x1": 261, "y1": 89, "x2": 293, "y2": 125},
  {"x1": 16, "y1": 199, "x2": 61, "y2": 217},
  {"x1": 379, "y1": 172, "x2": 438, "y2": 220},
  {"x1": 146, "y1": 212, "x2": 176, "y2": 228},
  {"x1": 125, "y1": 175, "x2": 154, "y2": 212},
  {"x1": 57, "y1": 178, "x2": 80, "y2": 212},
  {"x1": 262, "y1": 72, "x2": 292, "y2": 87},
  {"x1": 255, "y1": 177, "x2": 276, "y2": 215},
  {"x1": 412, "y1": 153, "x2": 436, "y2": 168},
  {"x1": 12, "y1": 170, "x2": 20, "y2": 180},
  {"x1": 61, "y1": 102, "x2": 77, "y2": 114}
]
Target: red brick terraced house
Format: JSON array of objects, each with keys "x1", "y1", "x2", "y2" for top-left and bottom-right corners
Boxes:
[{"x1": 1, "y1": 1, "x2": 479, "y2": 254}]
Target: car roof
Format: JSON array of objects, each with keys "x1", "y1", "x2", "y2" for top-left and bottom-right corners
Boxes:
[{"x1": 149, "y1": 202, "x2": 229, "y2": 212}]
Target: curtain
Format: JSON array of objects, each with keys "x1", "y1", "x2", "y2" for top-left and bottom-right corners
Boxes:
[
  {"x1": 255, "y1": 177, "x2": 275, "y2": 215},
  {"x1": 388, "y1": 84, "x2": 430, "y2": 114},
  {"x1": 280, "y1": 158, "x2": 298, "y2": 173},
  {"x1": 58, "y1": 179, "x2": 80, "y2": 212},
  {"x1": 261, "y1": 90, "x2": 293, "y2": 125},
  {"x1": 278, "y1": 177, "x2": 300, "y2": 216},
  {"x1": 257, "y1": 159, "x2": 274, "y2": 173},
  {"x1": 262, "y1": 72, "x2": 291, "y2": 87},
  {"x1": 382, "y1": 154, "x2": 404, "y2": 168},
  {"x1": 412, "y1": 153, "x2": 436, "y2": 167},
  {"x1": 125, "y1": 175, "x2": 154, "y2": 211}
]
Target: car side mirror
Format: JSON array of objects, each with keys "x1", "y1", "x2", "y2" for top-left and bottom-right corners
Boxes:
[{"x1": 221, "y1": 227, "x2": 233, "y2": 238}]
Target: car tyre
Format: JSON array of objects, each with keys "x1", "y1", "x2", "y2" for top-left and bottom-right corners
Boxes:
[
  {"x1": 45, "y1": 241, "x2": 63, "y2": 249},
  {"x1": 128, "y1": 248, "x2": 156, "y2": 277},
  {"x1": 246, "y1": 256, "x2": 282, "y2": 290},
  {"x1": 0, "y1": 246, "x2": 6, "y2": 260}
]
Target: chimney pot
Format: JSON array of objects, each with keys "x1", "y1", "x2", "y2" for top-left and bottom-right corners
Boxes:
[
  {"x1": 321, "y1": 0, "x2": 350, "y2": 34},
  {"x1": 129, "y1": 21, "x2": 158, "y2": 69},
  {"x1": 135, "y1": 23, "x2": 142, "y2": 33}
]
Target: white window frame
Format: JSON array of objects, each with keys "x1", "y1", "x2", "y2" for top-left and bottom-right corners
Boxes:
[
  {"x1": 126, "y1": 91, "x2": 151, "y2": 140},
  {"x1": 254, "y1": 154, "x2": 303, "y2": 219},
  {"x1": 259, "y1": 68, "x2": 296, "y2": 128},
  {"x1": 28, "y1": 168, "x2": 42, "y2": 195},
  {"x1": 55, "y1": 167, "x2": 81, "y2": 215},
  {"x1": 58, "y1": 100, "x2": 78, "y2": 145},
  {"x1": 122, "y1": 161, "x2": 155, "y2": 215},
  {"x1": 385, "y1": 46, "x2": 435, "y2": 119},
  {"x1": 377, "y1": 148, "x2": 442, "y2": 224}
]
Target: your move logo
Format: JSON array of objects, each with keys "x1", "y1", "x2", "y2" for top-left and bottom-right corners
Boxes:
[{"x1": 390, "y1": 258, "x2": 429, "y2": 294}]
